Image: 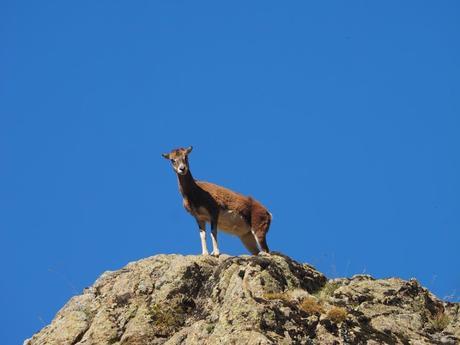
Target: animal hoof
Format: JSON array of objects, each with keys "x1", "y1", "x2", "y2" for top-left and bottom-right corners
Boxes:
[
  {"x1": 211, "y1": 252, "x2": 220, "y2": 257},
  {"x1": 202, "y1": 252, "x2": 210, "y2": 256},
  {"x1": 258, "y1": 251, "x2": 270, "y2": 256}
]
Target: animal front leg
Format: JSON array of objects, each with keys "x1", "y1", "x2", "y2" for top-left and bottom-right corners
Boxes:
[
  {"x1": 210, "y1": 220, "x2": 220, "y2": 256},
  {"x1": 196, "y1": 219, "x2": 209, "y2": 255}
]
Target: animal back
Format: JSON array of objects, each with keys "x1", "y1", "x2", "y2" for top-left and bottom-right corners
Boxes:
[{"x1": 195, "y1": 181, "x2": 252, "y2": 214}]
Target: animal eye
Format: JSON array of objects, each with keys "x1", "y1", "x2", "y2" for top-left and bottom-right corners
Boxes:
[{"x1": 171, "y1": 159, "x2": 176, "y2": 163}]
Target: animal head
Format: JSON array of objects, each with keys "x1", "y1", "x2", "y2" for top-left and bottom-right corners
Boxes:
[{"x1": 162, "y1": 146, "x2": 193, "y2": 175}]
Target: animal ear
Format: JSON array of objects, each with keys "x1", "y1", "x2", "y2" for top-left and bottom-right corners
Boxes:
[
  {"x1": 185, "y1": 146, "x2": 193, "y2": 154},
  {"x1": 162, "y1": 153, "x2": 170, "y2": 159}
]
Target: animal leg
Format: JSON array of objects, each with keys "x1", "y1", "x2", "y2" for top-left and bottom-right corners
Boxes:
[
  {"x1": 210, "y1": 219, "x2": 220, "y2": 256},
  {"x1": 240, "y1": 232, "x2": 260, "y2": 255},
  {"x1": 255, "y1": 231, "x2": 270, "y2": 253},
  {"x1": 251, "y1": 207, "x2": 271, "y2": 254},
  {"x1": 196, "y1": 219, "x2": 209, "y2": 255}
]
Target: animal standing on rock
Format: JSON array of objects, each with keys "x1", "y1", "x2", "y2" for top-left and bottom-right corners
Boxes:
[{"x1": 162, "y1": 146, "x2": 272, "y2": 256}]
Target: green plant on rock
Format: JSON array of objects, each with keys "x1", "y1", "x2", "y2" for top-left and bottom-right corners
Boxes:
[
  {"x1": 150, "y1": 303, "x2": 185, "y2": 336},
  {"x1": 314, "y1": 281, "x2": 340, "y2": 302},
  {"x1": 206, "y1": 324, "x2": 215, "y2": 334}
]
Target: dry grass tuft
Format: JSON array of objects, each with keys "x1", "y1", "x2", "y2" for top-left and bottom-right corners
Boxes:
[
  {"x1": 262, "y1": 292, "x2": 291, "y2": 302},
  {"x1": 431, "y1": 311, "x2": 450, "y2": 332},
  {"x1": 299, "y1": 297, "x2": 324, "y2": 315},
  {"x1": 327, "y1": 306, "x2": 348, "y2": 323}
]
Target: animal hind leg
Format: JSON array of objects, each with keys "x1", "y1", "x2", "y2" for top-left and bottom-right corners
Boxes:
[
  {"x1": 239, "y1": 232, "x2": 260, "y2": 255},
  {"x1": 210, "y1": 218, "x2": 220, "y2": 256}
]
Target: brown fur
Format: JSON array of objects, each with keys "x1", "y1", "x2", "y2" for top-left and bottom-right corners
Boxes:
[{"x1": 163, "y1": 147, "x2": 271, "y2": 254}]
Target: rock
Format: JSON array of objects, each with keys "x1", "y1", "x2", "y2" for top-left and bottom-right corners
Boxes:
[{"x1": 25, "y1": 253, "x2": 459, "y2": 344}]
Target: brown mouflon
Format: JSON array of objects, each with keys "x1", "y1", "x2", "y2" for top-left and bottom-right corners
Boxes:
[{"x1": 162, "y1": 146, "x2": 271, "y2": 255}]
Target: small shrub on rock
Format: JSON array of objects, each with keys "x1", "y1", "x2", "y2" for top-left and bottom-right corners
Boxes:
[
  {"x1": 431, "y1": 311, "x2": 450, "y2": 332},
  {"x1": 326, "y1": 306, "x2": 348, "y2": 323},
  {"x1": 300, "y1": 297, "x2": 324, "y2": 315}
]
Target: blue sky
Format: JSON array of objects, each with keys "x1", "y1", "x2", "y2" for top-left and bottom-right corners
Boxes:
[{"x1": 1, "y1": 1, "x2": 459, "y2": 344}]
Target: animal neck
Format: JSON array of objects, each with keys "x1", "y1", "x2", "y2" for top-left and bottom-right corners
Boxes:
[{"x1": 177, "y1": 169, "x2": 198, "y2": 197}]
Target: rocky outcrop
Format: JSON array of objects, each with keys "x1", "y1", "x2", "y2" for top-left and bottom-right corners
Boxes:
[{"x1": 25, "y1": 254, "x2": 459, "y2": 344}]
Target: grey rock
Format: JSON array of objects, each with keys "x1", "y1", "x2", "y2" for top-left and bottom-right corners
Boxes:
[{"x1": 26, "y1": 254, "x2": 459, "y2": 344}]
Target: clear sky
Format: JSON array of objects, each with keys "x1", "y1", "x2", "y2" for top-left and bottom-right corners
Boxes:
[{"x1": 1, "y1": 1, "x2": 459, "y2": 344}]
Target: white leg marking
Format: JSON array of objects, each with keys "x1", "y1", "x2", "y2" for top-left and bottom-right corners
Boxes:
[
  {"x1": 258, "y1": 251, "x2": 271, "y2": 256},
  {"x1": 211, "y1": 228, "x2": 220, "y2": 256},
  {"x1": 200, "y1": 230, "x2": 209, "y2": 255},
  {"x1": 251, "y1": 228, "x2": 262, "y2": 251}
]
